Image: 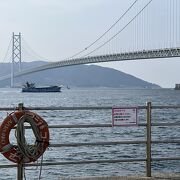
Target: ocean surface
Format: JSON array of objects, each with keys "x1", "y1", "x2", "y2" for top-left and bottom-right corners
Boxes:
[{"x1": 0, "y1": 87, "x2": 180, "y2": 180}]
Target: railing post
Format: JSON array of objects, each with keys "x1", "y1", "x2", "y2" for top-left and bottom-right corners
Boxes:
[
  {"x1": 146, "y1": 101, "x2": 152, "y2": 177},
  {"x1": 17, "y1": 163, "x2": 23, "y2": 180},
  {"x1": 17, "y1": 103, "x2": 24, "y2": 180}
]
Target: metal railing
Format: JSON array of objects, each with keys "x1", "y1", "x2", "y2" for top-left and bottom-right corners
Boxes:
[{"x1": 0, "y1": 102, "x2": 180, "y2": 179}]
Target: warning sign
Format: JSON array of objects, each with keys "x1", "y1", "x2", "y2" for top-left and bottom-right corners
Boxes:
[{"x1": 112, "y1": 107, "x2": 138, "y2": 126}]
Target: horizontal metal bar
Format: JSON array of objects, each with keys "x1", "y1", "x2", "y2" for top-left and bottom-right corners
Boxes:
[
  {"x1": 11, "y1": 122, "x2": 180, "y2": 129},
  {"x1": 0, "y1": 164, "x2": 17, "y2": 168},
  {"x1": 152, "y1": 157, "x2": 180, "y2": 161},
  {"x1": 48, "y1": 123, "x2": 147, "y2": 128},
  {"x1": 0, "y1": 106, "x2": 147, "y2": 111},
  {"x1": 49, "y1": 141, "x2": 146, "y2": 147},
  {"x1": 0, "y1": 157, "x2": 180, "y2": 169},
  {"x1": 25, "y1": 158, "x2": 147, "y2": 167},
  {"x1": 152, "y1": 106, "x2": 180, "y2": 109},
  {"x1": 12, "y1": 123, "x2": 145, "y2": 130},
  {"x1": 48, "y1": 123, "x2": 180, "y2": 128},
  {"x1": 0, "y1": 105, "x2": 180, "y2": 112},
  {"x1": 0, "y1": 159, "x2": 146, "y2": 169},
  {"x1": 0, "y1": 107, "x2": 16, "y2": 111},
  {"x1": 0, "y1": 104, "x2": 178, "y2": 111},
  {"x1": 152, "y1": 140, "x2": 180, "y2": 144},
  {"x1": 12, "y1": 124, "x2": 114, "y2": 129},
  {"x1": 151, "y1": 123, "x2": 180, "y2": 126},
  {"x1": 48, "y1": 124, "x2": 113, "y2": 128},
  {"x1": 1, "y1": 156, "x2": 180, "y2": 169},
  {"x1": 26, "y1": 106, "x2": 113, "y2": 110},
  {"x1": 49, "y1": 140, "x2": 180, "y2": 147}
]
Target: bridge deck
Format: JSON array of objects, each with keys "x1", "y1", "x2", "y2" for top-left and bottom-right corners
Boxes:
[{"x1": 1, "y1": 47, "x2": 180, "y2": 82}]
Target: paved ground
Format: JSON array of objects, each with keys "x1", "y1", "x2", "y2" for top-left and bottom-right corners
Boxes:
[{"x1": 63, "y1": 174, "x2": 180, "y2": 180}]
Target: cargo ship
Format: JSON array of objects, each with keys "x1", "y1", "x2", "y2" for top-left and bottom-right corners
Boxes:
[
  {"x1": 22, "y1": 82, "x2": 61, "y2": 92},
  {"x1": 175, "y1": 84, "x2": 180, "y2": 90}
]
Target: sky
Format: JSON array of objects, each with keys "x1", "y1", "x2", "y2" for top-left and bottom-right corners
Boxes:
[{"x1": 0, "y1": 0, "x2": 180, "y2": 88}]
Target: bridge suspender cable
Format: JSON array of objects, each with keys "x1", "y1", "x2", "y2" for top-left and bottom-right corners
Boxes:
[
  {"x1": 21, "y1": 37, "x2": 50, "y2": 61},
  {"x1": 67, "y1": 0, "x2": 139, "y2": 60},
  {"x1": 82, "y1": 0, "x2": 153, "y2": 58},
  {"x1": 2, "y1": 38, "x2": 12, "y2": 63}
]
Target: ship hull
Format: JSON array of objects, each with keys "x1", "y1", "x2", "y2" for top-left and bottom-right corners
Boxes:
[{"x1": 22, "y1": 86, "x2": 61, "y2": 93}]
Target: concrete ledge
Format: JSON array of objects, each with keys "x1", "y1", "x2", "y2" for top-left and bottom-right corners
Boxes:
[{"x1": 63, "y1": 174, "x2": 180, "y2": 180}]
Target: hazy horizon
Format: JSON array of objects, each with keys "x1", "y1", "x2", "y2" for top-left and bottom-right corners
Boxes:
[{"x1": 0, "y1": 0, "x2": 180, "y2": 88}]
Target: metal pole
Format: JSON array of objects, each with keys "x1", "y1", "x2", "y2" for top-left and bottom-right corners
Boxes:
[
  {"x1": 18, "y1": 103, "x2": 24, "y2": 111},
  {"x1": 146, "y1": 101, "x2": 152, "y2": 177},
  {"x1": 17, "y1": 163, "x2": 23, "y2": 180},
  {"x1": 17, "y1": 103, "x2": 24, "y2": 180}
]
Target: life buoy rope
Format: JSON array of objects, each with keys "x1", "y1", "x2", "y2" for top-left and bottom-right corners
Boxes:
[{"x1": 0, "y1": 110, "x2": 49, "y2": 163}]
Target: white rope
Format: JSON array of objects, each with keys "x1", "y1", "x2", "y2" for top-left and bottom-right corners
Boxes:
[
  {"x1": 15, "y1": 113, "x2": 46, "y2": 179},
  {"x1": 38, "y1": 155, "x2": 43, "y2": 179},
  {"x1": 16, "y1": 114, "x2": 43, "y2": 161}
]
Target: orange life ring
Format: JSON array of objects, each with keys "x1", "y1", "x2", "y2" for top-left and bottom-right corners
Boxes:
[{"x1": 0, "y1": 111, "x2": 49, "y2": 163}]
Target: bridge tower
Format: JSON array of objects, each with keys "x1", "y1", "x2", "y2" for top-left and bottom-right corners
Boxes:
[{"x1": 11, "y1": 32, "x2": 22, "y2": 87}]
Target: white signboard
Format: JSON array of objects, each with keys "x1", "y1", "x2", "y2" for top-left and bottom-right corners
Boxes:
[{"x1": 112, "y1": 107, "x2": 138, "y2": 126}]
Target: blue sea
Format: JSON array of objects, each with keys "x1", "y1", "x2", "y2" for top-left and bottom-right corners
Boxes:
[{"x1": 0, "y1": 88, "x2": 179, "y2": 179}]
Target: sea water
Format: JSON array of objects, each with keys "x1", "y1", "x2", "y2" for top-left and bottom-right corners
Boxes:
[{"x1": 0, "y1": 88, "x2": 179, "y2": 179}]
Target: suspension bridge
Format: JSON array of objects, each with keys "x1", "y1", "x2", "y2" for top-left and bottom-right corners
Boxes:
[{"x1": 0, "y1": 0, "x2": 180, "y2": 87}]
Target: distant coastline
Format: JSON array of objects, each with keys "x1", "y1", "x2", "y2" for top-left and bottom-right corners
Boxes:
[{"x1": 0, "y1": 62, "x2": 160, "y2": 89}]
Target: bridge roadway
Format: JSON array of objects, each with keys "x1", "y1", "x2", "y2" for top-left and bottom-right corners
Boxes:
[{"x1": 0, "y1": 47, "x2": 180, "y2": 81}]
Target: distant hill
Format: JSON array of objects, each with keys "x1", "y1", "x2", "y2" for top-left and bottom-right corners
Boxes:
[{"x1": 0, "y1": 61, "x2": 160, "y2": 88}]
